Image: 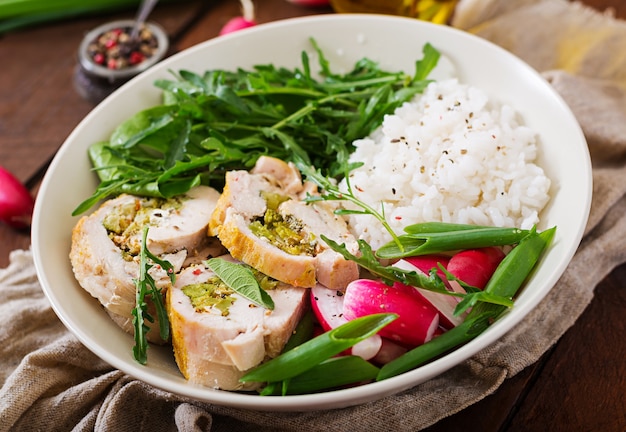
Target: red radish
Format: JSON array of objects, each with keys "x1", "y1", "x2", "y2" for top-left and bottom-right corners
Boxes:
[
  {"x1": 219, "y1": 0, "x2": 256, "y2": 36},
  {"x1": 310, "y1": 284, "x2": 382, "y2": 360},
  {"x1": 0, "y1": 166, "x2": 34, "y2": 229},
  {"x1": 393, "y1": 258, "x2": 465, "y2": 328},
  {"x1": 401, "y1": 254, "x2": 450, "y2": 278},
  {"x1": 447, "y1": 247, "x2": 505, "y2": 289},
  {"x1": 343, "y1": 279, "x2": 439, "y2": 348}
]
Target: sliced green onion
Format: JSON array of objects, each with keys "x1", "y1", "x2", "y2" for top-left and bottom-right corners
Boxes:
[
  {"x1": 455, "y1": 226, "x2": 556, "y2": 315},
  {"x1": 240, "y1": 313, "x2": 397, "y2": 384},
  {"x1": 376, "y1": 224, "x2": 531, "y2": 259},
  {"x1": 261, "y1": 356, "x2": 380, "y2": 395},
  {"x1": 376, "y1": 312, "x2": 492, "y2": 381},
  {"x1": 377, "y1": 226, "x2": 555, "y2": 380}
]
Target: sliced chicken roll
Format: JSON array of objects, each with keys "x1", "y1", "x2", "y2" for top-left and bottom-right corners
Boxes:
[
  {"x1": 70, "y1": 186, "x2": 224, "y2": 343},
  {"x1": 167, "y1": 259, "x2": 308, "y2": 390},
  {"x1": 209, "y1": 156, "x2": 359, "y2": 290}
]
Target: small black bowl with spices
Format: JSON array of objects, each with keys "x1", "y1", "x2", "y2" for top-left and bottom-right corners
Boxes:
[{"x1": 74, "y1": 19, "x2": 169, "y2": 104}]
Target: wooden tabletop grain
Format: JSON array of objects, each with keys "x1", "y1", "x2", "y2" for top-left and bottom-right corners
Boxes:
[{"x1": 1, "y1": 1, "x2": 624, "y2": 430}]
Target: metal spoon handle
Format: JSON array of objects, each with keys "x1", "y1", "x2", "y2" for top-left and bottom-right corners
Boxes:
[{"x1": 130, "y1": 0, "x2": 160, "y2": 41}]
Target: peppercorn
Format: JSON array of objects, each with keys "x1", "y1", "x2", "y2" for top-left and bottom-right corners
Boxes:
[
  {"x1": 88, "y1": 24, "x2": 159, "y2": 71},
  {"x1": 74, "y1": 20, "x2": 169, "y2": 104}
]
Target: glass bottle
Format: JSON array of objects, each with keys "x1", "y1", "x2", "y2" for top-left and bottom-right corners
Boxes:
[{"x1": 329, "y1": 0, "x2": 458, "y2": 24}]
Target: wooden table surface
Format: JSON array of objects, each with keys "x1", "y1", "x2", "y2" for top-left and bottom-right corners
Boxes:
[{"x1": 1, "y1": 1, "x2": 624, "y2": 430}]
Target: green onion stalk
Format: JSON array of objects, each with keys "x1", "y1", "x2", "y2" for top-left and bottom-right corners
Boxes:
[{"x1": 0, "y1": 0, "x2": 182, "y2": 34}]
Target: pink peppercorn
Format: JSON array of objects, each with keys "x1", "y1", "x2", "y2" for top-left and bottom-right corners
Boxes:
[
  {"x1": 93, "y1": 53, "x2": 105, "y2": 65},
  {"x1": 129, "y1": 51, "x2": 145, "y2": 65}
]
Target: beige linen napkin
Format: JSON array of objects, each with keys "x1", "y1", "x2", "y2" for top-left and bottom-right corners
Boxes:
[{"x1": 2, "y1": 1, "x2": 626, "y2": 430}]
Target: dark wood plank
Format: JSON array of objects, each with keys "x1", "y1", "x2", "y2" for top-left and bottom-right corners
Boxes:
[
  {"x1": 578, "y1": 0, "x2": 626, "y2": 17},
  {"x1": 423, "y1": 365, "x2": 540, "y2": 431},
  {"x1": 430, "y1": 1, "x2": 626, "y2": 429},
  {"x1": 0, "y1": 1, "x2": 205, "y2": 184},
  {"x1": 506, "y1": 264, "x2": 626, "y2": 432},
  {"x1": 176, "y1": 0, "x2": 333, "y2": 50}
]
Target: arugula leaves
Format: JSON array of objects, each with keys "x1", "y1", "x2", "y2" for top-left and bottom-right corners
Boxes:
[
  {"x1": 73, "y1": 40, "x2": 441, "y2": 215},
  {"x1": 132, "y1": 226, "x2": 174, "y2": 364}
]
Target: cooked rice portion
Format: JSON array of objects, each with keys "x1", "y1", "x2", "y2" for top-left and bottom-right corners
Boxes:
[{"x1": 340, "y1": 79, "x2": 551, "y2": 250}]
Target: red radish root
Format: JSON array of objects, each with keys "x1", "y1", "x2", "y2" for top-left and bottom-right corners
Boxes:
[
  {"x1": 0, "y1": 166, "x2": 34, "y2": 229},
  {"x1": 219, "y1": 0, "x2": 256, "y2": 36},
  {"x1": 447, "y1": 247, "x2": 505, "y2": 289}
]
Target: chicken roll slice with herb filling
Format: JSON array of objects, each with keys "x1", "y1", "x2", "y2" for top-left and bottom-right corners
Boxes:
[
  {"x1": 209, "y1": 156, "x2": 359, "y2": 290},
  {"x1": 167, "y1": 259, "x2": 308, "y2": 390},
  {"x1": 70, "y1": 185, "x2": 224, "y2": 343}
]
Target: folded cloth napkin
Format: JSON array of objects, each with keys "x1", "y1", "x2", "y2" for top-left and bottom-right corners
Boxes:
[{"x1": 2, "y1": 1, "x2": 626, "y2": 430}]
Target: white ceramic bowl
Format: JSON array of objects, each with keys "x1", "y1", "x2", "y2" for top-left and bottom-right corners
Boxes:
[{"x1": 32, "y1": 14, "x2": 592, "y2": 411}]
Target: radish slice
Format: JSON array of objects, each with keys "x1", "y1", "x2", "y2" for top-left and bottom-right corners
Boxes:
[
  {"x1": 394, "y1": 258, "x2": 465, "y2": 328},
  {"x1": 343, "y1": 279, "x2": 439, "y2": 348},
  {"x1": 447, "y1": 247, "x2": 505, "y2": 290},
  {"x1": 310, "y1": 284, "x2": 382, "y2": 360},
  {"x1": 310, "y1": 284, "x2": 347, "y2": 332}
]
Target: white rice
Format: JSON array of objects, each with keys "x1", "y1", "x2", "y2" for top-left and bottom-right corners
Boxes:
[{"x1": 340, "y1": 78, "x2": 551, "y2": 250}]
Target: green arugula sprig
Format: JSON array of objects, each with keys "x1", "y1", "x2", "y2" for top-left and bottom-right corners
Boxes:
[
  {"x1": 73, "y1": 41, "x2": 441, "y2": 215},
  {"x1": 323, "y1": 236, "x2": 448, "y2": 294},
  {"x1": 298, "y1": 161, "x2": 404, "y2": 252},
  {"x1": 132, "y1": 226, "x2": 175, "y2": 364}
]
